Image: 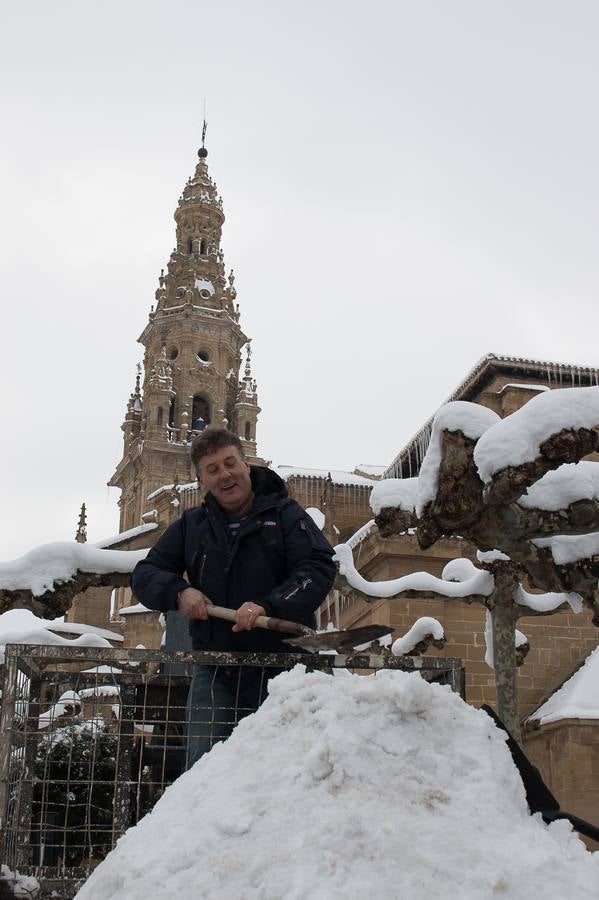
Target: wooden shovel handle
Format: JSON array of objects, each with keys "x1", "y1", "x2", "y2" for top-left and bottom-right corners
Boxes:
[{"x1": 206, "y1": 604, "x2": 315, "y2": 638}]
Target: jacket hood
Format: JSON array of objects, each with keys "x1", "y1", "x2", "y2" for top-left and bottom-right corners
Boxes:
[{"x1": 249, "y1": 465, "x2": 288, "y2": 500}]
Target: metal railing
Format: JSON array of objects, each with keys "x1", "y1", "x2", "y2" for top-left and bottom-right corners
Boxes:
[{"x1": 0, "y1": 644, "x2": 464, "y2": 898}]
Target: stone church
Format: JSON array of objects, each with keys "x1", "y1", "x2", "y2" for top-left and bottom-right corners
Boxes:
[{"x1": 65, "y1": 142, "x2": 598, "y2": 844}]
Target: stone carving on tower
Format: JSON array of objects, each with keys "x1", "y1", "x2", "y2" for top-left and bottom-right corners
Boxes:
[{"x1": 109, "y1": 136, "x2": 265, "y2": 532}]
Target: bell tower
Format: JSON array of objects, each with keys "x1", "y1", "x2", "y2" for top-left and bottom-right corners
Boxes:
[{"x1": 109, "y1": 136, "x2": 263, "y2": 532}]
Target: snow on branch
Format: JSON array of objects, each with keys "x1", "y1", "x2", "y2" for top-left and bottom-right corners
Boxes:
[
  {"x1": 518, "y1": 461, "x2": 599, "y2": 510},
  {"x1": 513, "y1": 586, "x2": 583, "y2": 615},
  {"x1": 333, "y1": 544, "x2": 494, "y2": 602},
  {"x1": 391, "y1": 617, "x2": 445, "y2": 656},
  {"x1": 474, "y1": 385, "x2": 599, "y2": 484},
  {"x1": 417, "y1": 402, "x2": 500, "y2": 517},
  {"x1": 0, "y1": 543, "x2": 148, "y2": 617}
]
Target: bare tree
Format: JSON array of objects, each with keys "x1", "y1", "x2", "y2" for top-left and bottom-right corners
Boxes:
[{"x1": 335, "y1": 386, "x2": 599, "y2": 741}]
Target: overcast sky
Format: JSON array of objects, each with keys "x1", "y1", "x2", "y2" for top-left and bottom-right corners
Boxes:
[{"x1": 2, "y1": 0, "x2": 599, "y2": 558}]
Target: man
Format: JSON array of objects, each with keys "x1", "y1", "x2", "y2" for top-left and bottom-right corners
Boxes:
[{"x1": 131, "y1": 427, "x2": 336, "y2": 767}]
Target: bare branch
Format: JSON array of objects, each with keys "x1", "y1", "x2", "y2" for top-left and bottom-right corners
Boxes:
[{"x1": 0, "y1": 571, "x2": 132, "y2": 618}]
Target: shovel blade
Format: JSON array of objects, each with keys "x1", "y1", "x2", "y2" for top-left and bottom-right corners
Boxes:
[{"x1": 283, "y1": 624, "x2": 393, "y2": 653}]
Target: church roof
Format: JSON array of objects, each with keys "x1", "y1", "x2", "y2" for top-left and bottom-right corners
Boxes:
[
  {"x1": 384, "y1": 353, "x2": 599, "y2": 479},
  {"x1": 528, "y1": 644, "x2": 599, "y2": 725}
]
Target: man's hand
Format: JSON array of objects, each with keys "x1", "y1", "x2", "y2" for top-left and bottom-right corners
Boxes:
[
  {"x1": 232, "y1": 602, "x2": 266, "y2": 632},
  {"x1": 178, "y1": 587, "x2": 212, "y2": 620}
]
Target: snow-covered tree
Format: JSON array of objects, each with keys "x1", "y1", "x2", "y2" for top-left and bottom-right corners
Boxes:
[{"x1": 335, "y1": 386, "x2": 599, "y2": 740}]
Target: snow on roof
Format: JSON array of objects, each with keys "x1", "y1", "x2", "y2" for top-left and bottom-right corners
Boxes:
[
  {"x1": 383, "y1": 354, "x2": 599, "y2": 480},
  {"x1": 529, "y1": 645, "x2": 599, "y2": 725},
  {"x1": 95, "y1": 523, "x2": 158, "y2": 549},
  {"x1": 47, "y1": 621, "x2": 123, "y2": 642},
  {"x1": 147, "y1": 481, "x2": 197, "y2": 500},
  {"x1": 74, "y1": 666, "x2": 599, "y2": 900},
  {"x1": 277, "y1": 466, "x2": 374, "y2": 487},
  {"x1": 474, "y1": 386, "x2": 599, "y2": 484},
  {"x1": 499, "y1": 383, "x2": 550, "y2": 394},
  {"x1": 119, "y1": 602, "x2": 154, "y2": 615},
  {"x1": 0, "y1": 542, "x2": 148, "y2": 596},
  {"x1": 354, "y1": 464, "x2": 386, "y2": 478},
  {"x1": 417, "y1": 402, "x2": 500, "y2": 515},
  {"x1": 370, "y1": 477, "x2": 419, "y2": 515},
  {"x1": 518, "y1": 461, "x2": 599, "y2": 511}
]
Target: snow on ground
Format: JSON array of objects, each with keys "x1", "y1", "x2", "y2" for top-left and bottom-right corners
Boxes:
[
  {"x1": 417, "y1": 402, "x2": 500, "y2": 515},
  {"x1": 474, "y1": 385, "x2": 599, "y2": 483},
  {"x1": 517, "y1": 461, "x2": 599, "y2": 510},
  {"x1": 0, "y1": 542, "x2": 148, "y2": 595},
  {"x1": 76, "y1": 667, "x2": 597, "y2": 900},
  {"x1": 529, "y1": 645, "x2": 599, "y2": 725}
]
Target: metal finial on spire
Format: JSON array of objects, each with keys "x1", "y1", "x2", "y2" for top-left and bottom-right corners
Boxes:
[
  {"x1": 75, "y1": 502, "x2": 87, "y2": 543},
  {"x1": 198, "y1": 106, "x2": 208, "y2": 159}
]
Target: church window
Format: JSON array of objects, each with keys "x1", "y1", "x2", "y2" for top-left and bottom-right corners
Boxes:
[
  {"x1": 169, "y1": 347, "x2": 178, "y2": 360},
  {"x1": 168, "y1": 397, "x2": 176, "y2": 429},
  {"x1": 157, "y1": 407, "x2": 164, "y2": 426},
  {"x1": 192, "y1": 395, "x2": 210, "y2": 432},
  {"x1": 188, "y1": 238, "x2": 193, "y2": 254},
  {"x1": 245, "y1": 421, "x2": 251, "y2": 441},
  {"x1": 197, "y1": 350, "x2": 209, "y2": 363},
  {"x1": 200, "y1": 239, "x2": 207, "y2": 255}
]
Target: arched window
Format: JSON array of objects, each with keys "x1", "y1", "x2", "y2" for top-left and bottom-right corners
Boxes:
[
  {"x1": 192, "y1": 395, "x2": 210, "y2": 432},
  {"x1": 200, "y1": 239, "x2": 207, "y2": 255},
  {"x1": 245, "y1": 421, "x2": 251, "y2": 441},
  {"x1": 157, "y1": 407, "x2": 164, "y2": 426},
  {"x1": 188, "y1": 238, "x2": 193, "y2": 254},
  {"x1": 168, "y1": 397, "x2": 176, "y2": 429}
]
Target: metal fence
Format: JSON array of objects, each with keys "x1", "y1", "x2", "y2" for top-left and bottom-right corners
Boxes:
[{"x1": 0, "y1": 644, "x2": 464, "y2": 898}]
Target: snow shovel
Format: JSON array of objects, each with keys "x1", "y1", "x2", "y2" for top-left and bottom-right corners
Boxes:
[{"x1": 206, "y1": 604, "x2": 393, "y2": 653}]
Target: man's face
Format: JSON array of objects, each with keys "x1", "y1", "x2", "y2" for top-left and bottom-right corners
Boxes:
[{"x1": 198, "y1": 445, "x2": 252, "y2": 516}]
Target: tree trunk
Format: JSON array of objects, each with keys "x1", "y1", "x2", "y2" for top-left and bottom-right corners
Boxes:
[{"x1": 490, "y1": 564, "x2": 521, "y2": 743}]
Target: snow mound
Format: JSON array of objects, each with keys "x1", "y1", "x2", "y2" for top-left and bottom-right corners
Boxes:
[{"x1": 76, "y1": 668, "x2": 597, "y2": 900}]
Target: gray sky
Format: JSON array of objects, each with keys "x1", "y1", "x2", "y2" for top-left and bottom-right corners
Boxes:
[{"x1": 2, "y1": 0, "x2": 599, "y2": 558}]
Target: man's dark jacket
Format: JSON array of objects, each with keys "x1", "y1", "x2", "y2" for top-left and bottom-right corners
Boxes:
[{"x1": 131, "y1": 466, "x2": 336, "y2": 653}]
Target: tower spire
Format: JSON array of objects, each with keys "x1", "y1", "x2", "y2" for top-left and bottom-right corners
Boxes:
[{"x1": 75, "y1": 503, "x2": 87, "y2": 543}]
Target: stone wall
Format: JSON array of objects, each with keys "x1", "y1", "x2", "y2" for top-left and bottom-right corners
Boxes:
[{"x1": 524, "y1": 719, "x2": 599, "y2": 851}]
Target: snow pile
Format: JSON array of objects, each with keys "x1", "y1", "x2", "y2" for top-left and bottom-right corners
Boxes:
[
  {"x1": 417, "y1": 402, "x2": 500, "y2": 515},
  {"x1": 0, "y1": 542, "x2": 148, "y2": 595},
  {"x1": 370, "y1": 477, "x2": 419, "y2": 514},
  {"x1": 76, "y1": 667, "x2": 597, "y2": 900},
  {"x1": 474, "y1": 385, "x2": 599, "y2": 483},
  {"x1": 529, "y1": 645, "x2": 599, "y2": 725}
]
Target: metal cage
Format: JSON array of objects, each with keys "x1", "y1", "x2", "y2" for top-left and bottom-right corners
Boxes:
[{"x1": 0, "y1": 644, "x2": 464, "y2": 898}]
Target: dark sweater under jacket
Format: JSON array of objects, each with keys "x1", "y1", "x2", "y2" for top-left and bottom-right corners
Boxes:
[{"x1": 130, "y1": 466, "x2": 336, "y2": 653}]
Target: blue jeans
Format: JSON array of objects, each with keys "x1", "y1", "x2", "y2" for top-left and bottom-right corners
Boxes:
[{"x1": 185, "y1": 665, "x2": 279, "y2": 769}]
